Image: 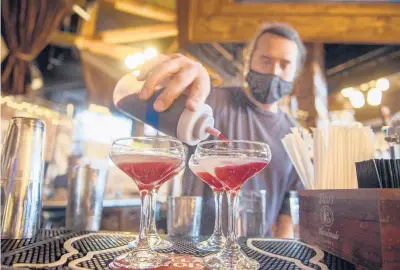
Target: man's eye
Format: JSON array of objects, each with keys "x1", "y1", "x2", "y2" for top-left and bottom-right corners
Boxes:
[
  {"x1": 262, "y1": 58, "x2": 272, "y2": 65},
  {"x1": 281, "y1": 62, "x2": 289, "y2": 70}
]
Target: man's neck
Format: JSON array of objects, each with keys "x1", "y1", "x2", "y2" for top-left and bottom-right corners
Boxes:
[
  {"x1": 255, "y1": 102, "x2": 279, "y2": 113},
  {"x1": 244, "y1": 91, "x2": 279, "y2": 113},
  {"x1": 244, "y1": 89, "x2": 279, "y2": 113}
]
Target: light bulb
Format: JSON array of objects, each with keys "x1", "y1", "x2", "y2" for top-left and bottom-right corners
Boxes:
[
  {"x1": 368, "y1": 80, "x2": 376, "y2": 88},
  {"x1": 132, "y1": 70, "x2": 140, "y2": 77},
  {"x1": 341, "y1": 87, "x2": 354, "y2": 98},
  {"x1": 376, "y1": 78, "x2": 390, "y2": 91},
  {"x1": 349, "y1": 90, "x2": 365, "y2": 108},
  {"x1": 360, "y1": 83, "x2": 370, "y2": 92},
  {"x1": 125, "y1": 52, "x2": 145, "y2": 69},
  {"x1": 144, "y1": 48, "x2": 158, "y2": 60},
  {"x1": 367, "y1": 88, "x2": 382, "y2": 106}
]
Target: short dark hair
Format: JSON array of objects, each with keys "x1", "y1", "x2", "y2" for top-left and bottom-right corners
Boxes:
[{"x1": 243, "y1": 22, "x2": 307, "y2": 76}]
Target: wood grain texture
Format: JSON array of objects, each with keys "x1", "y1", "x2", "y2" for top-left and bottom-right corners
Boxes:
[
  {"x1": 178, "y1": 0, "x2": 400, "y2": 44},
  {"x1": 99, "y1": 23, "x2": 178, "y2": 44},
  {"x1": 293, "y1": 43, "x2": 328, "y2": 128},
  {"x1": 299, "y1": 189, "x2": 400, "y2": 270}
]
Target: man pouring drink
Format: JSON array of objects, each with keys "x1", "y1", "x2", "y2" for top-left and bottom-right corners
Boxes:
[{"x1": 133, "y1": 22, "x2": 305, "y2": 239}]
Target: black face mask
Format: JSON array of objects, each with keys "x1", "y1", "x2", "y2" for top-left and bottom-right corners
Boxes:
[{"x1": 245, "y1": 70, "x2": 293, "y2": 104}]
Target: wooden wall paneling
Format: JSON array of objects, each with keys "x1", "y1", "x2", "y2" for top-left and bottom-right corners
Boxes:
[{"x1": 178, "y1": 0, "x2": 400, "y2": 44}]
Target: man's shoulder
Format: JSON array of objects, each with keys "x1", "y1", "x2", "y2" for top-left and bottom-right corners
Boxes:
[{"x1": 281, "y1": 112, "x2": 299, "y2": 128}]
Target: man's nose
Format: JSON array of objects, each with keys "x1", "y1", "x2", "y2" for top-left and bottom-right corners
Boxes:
[{"x1": 271, "y1": 61, "x2": 282, "y2": 76}]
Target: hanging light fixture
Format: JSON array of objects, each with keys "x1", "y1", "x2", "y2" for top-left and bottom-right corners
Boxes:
[
  {"x1": 341, "y1": 87, "x2": 355, "y2": 98},
  {"x1": 144, "y1": 48, "x2": 158, "y2": 60},
  {"x1": 376, "y1": 78, "x2": 390, "y2": 91},
  {"x1": 349, "y1": 90, "x2": 365, "y2": 108},
  {"x1": 367, "y1": 88, "x2": 382, "y2": 106}
]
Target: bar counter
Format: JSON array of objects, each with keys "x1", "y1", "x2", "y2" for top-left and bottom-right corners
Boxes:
[
  {"x1": 1, "y1": 230, "x2": 356, "y2": 269},
  {"x1": 43, "y1": 197, "x2": 142, "y2": 210}
]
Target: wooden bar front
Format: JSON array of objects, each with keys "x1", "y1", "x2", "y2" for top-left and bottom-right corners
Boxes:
[{"x1": 299, "y1": 189, "x2": 400, "y2": 270}]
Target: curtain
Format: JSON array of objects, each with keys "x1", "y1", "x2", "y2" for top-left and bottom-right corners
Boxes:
[{"x1": 1, "y1": 0, "x2": 71, "y2": 95}]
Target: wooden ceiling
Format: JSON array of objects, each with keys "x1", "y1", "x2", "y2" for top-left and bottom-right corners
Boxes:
[{"x1": 177, "y1": 0, "x2": 400, "y2": 45}]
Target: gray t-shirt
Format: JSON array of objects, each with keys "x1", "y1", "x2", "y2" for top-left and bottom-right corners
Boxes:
[{"x1": 182, "y1": 86, "x2": 304, "y2": 235}]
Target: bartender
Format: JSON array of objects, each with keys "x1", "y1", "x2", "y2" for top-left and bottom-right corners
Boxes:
[{"x1": 137, "y1": 22, "x2": 306, "y2": 238}]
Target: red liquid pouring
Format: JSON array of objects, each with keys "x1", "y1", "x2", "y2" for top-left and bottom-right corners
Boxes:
[
  {"x1": 217, "y1": 133, "x2": 229, "y2": 141},
  {"x1": 205, "y1": 127, "x2": 230, "y2": 143},
  {"x1": 215, "y1": 161, "x2": 268, "y2": 191},
  {"x1": 114, "y1": 155, "x2": 182, "y2": 191},
  {"x1": 195, "y1": 171, "x2": 224, "y2": 192}
]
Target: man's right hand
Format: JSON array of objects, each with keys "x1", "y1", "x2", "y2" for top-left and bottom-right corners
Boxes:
[{"x1": 137, "y1": 54, "x2": 211, "y2": 112}]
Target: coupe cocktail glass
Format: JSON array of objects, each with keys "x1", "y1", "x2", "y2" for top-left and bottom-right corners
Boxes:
[
  {"x1": 195, "y1": 140, "x2": 271, "y2": 270},
  {"x1": 109, "y1": 137, "x2": 185, "y2": 269}
]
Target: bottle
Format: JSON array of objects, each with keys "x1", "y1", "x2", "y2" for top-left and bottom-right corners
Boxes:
[{"x1": 114, "y1": 73, "x2": 215, "y2": 145}]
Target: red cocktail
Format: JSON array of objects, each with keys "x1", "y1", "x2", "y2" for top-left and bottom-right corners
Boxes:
[
  {"x1": 192, "y1": 171, "x2": 224, "y2": 193},
  {"x1": 113, "y1": 155, "x2": 181, "y2": 191}
]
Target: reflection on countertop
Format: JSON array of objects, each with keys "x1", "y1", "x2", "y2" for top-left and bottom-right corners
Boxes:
[{"x1": 43, "y1": 196, "x2": 141, "y2": 210}]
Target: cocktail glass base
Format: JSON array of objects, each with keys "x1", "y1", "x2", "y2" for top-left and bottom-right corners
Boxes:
[
  {"x1": 128, "y1": 234, "x2": 174, "y2": 250},
  {"x1": 196, "y1": 234, "x2": 226, "y2": 252},
  {"x1": 203, "y1": 245, "x2": 259, "y2": 270},
  {"x1": 109, "y1": 249, "x2": 171, "y2": 269}
]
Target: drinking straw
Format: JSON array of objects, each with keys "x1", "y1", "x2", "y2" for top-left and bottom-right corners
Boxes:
[
  {"x1": 283, "y1": 125, "x2": 375, "y2": 190},
  {"x1": 282, "y1": 136, "x2": 310, "y2": 189},
  {"x1": 291, "y1": 128, "x2": 314, "y2": 189}
]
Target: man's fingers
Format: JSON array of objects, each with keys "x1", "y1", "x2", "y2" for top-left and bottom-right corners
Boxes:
[
  {"x1": 137, "y1": 53, "x2": 190, "y2": 81},
  {"x1": 136, "y1": 54, "x2": 170, "y2": 81},
  {"x1": 153, "y1": 65, "x2": 199, "y2": 112},
  {"x1": 186, "y1": 65, "x2": 211, "y2": 111},
  {"x1": 139, "y1": 56, "x2": 190, "y2": 100}
]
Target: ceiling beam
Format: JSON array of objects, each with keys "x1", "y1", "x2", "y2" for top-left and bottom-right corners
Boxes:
[
  {"x1": 99, "y1": 23, "x2": 178, "y2": 44},
  {"x1": 166, "y1": 38, "x2": 179, "y2": 53},
  {"x1": 211, "y1": 43, "x2": 242, "y2": 71},
  {"x1": 184, "y1": 53, "x2": 223, "y2": 86},
  {"x1": 177, "y1": 0, "x2": 400, "y2": 44},
  {"x1": 101, "y1": 0, "x2": 176, "y2": 22},
  {"x1": 50, "y1": 32, "x2": 141, "y2": 59},
  {"x1": 78, "y1": 1, "x2": 99, "y2": 37}
]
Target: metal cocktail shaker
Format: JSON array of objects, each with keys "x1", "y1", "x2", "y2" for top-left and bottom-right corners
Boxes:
[
  {"x1": 66, "y1": 163, "x2": 108, "y2": 231},
  {"x1": 1, "y1": 117, "x2": 46, "y2": 239}
]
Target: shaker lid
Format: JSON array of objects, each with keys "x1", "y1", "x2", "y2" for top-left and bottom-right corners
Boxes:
[{"x1": 176, "y1": 104, "x2": 214, "y2": 146}]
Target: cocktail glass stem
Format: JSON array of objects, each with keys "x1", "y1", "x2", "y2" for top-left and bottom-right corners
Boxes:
[
  {"x1": 148, "y1": 190, "x2": 158, "y2": 236},
  {"x1": 226, "y1": 190, "x2": 239, "y2": 252},
  {"x1": 128, "y1": 189, "x2": 174, "y2": 250},
  {"x1": 196, "y1": 191, "x2": 225, "y2": 251},
  {"x1": 136, "y1": 190, "x2": 152, "y2": 250},
  {"x1": 213, "y1": 191, "x2": 224, "y2": 238},
  {"x1": 148, "y1": 190, "x2": 174, "y2": 249},
  {"x1": 203, "y1": 190, "x2": 259, "y2": 269},
  {"x1": 109, "y1": 190, "x2": 171, "y2": 269}
]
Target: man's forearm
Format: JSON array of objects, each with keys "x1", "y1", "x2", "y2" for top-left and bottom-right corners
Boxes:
[{"x1": 272, "y1": 214, "x2": 294, "y2": 239}]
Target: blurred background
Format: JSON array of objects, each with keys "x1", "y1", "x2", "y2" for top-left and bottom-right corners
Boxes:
[{"x1": 1, "y1": 0, "x2": 399, "y2": 232}]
